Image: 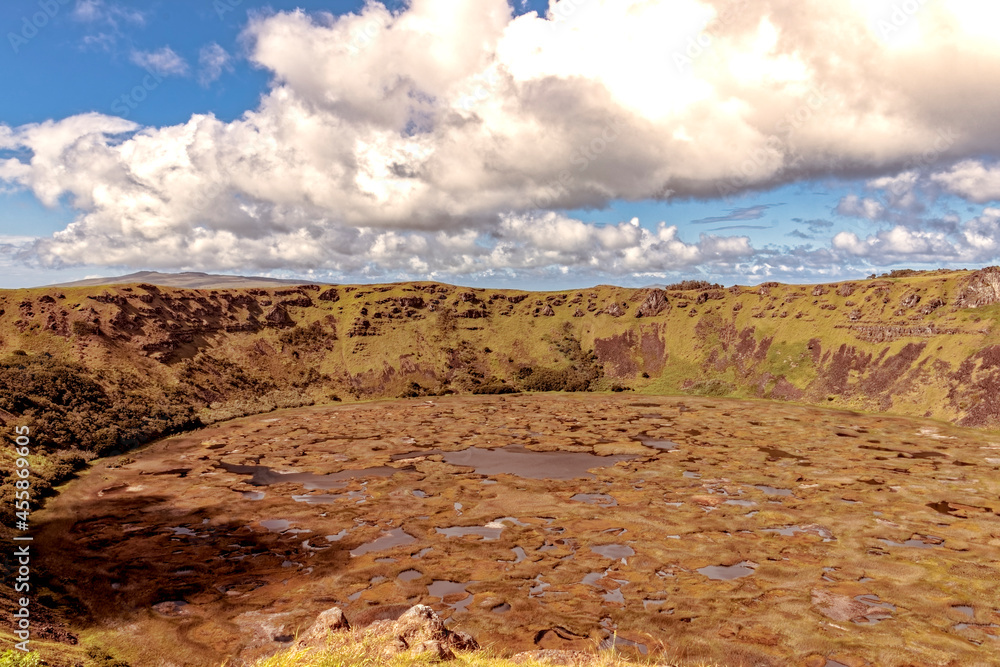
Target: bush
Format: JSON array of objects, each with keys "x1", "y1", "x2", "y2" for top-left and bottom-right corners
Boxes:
[
  {"x1": 664, "y1": 280, "x2": 723, "y2": 291},
  {"x1": 473, "y1": 380, "x2": 517, "y2": 395},
  {"x1": 0, "y1": 650, "x2": 41, "y2": 667}
]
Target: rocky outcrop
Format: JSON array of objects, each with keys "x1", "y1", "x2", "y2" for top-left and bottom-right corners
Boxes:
[
  {"x1": 295, "y1": 607, "x2": 350, "y2": 648},
  {"x1": 318, "y1": 288, "x2": 340, "y2": 302},
  {"x1": 295, "y1": 605, "x2": 477, "y2": 662},
  {"x1": 264, "y1": 305, "x2": 294, "y2": 328},
  {"x1": 634, "y1": 289, "x2": 668, "y2": 318},
  {"x1": 954, "y1": 266, "x2": 1000, "y2": 308},
  {"x1": 603, "y1": 303, "x2": 625, "y2": 317}
]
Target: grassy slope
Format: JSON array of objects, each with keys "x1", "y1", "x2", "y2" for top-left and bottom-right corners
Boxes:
[{"x1": 1, "y1": 268, "x2": 998, "y2": 533}]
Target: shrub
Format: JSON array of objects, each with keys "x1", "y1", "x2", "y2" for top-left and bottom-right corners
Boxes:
[
  {"x1": 473, "y1": 380, "x2": 517, "y2": 394},
  {"x1": 0, "y1": 650, "x2": 41, "y2": 667}
]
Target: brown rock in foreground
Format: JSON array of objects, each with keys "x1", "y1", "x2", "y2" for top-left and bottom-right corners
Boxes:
[
  {"x1": 295, "y1": 606, "x2": 350, "y2": 648},
  {"x1": 295, "y1": 604, "x2": 478, "y2": 661}
]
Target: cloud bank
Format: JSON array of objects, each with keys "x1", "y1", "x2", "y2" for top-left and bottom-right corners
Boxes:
[{"x1": 2, "y1": 0, "x2": 1000, "y2": 280}]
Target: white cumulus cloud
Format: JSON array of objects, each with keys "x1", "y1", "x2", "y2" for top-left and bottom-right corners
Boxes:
[
  {"x1": 130, "y1": 46, "x2": 189, "y2": 77},
  {"x1": 2, "y1": 0, "x2": 1000, "y2": 278}
]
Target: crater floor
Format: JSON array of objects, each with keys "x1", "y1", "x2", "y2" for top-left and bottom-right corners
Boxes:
[{"x1": 33, "y1": 394, "x2": 1000, "y2": 666}]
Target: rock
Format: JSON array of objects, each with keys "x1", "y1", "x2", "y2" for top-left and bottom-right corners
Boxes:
[
  {"x1": 954, "y1": 266, "x2": 1000, "y2": 308},
  {"x1": 392, "y1": 605, "x2": 447, "y2": 644},
  {"x1": 837, "y1": 283, "x2": 856, "y2": 297},
  {"x1": 573, "y1": 308, "x2": 585, "y2": 317},
  {"x1": 295, "y1": 607, "x2": 350, "y2": 647},
  {"x1": 318, "y1": 288, "x2": 340, "y2": 302},
  {"x1": 397, "y1": 296, "x2": 425, "y2": 309},
  {"x1": 449, "y1": 629, "x2": 479, "y2": 651},
  {"x1": 540, "y1": 305, "x2": 555, "y2": 316},
  {"x1": 411, "y1": 640, "x2": 455, "y2": 662},
  {"x1": 635, "y1": 289, "x2": 668, "y2": 318},
  {"x1": 265, "y1": 305, "x2": 294, "y2": 328},
  {"x1": 369, "y1": 604, "x2": 478, "y2": 658},
  {"x1": 280, "y1": 295, "x2": 313, "y2": 308},
  {"x1": 603, "y1": 303, "x2": 625, "y2": 317}
]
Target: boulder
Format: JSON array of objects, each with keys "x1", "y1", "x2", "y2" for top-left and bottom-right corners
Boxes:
[
  {"x1": 295, "y1": 607, "x2": 350, "y2": 648},
  {"x1": 411, "y1": 640, "x2": 455, "y2": 662},
  {"x1": 603, "y1": 303, "x2": 625, "y2": 317},
  {"x1": 954, "y1": 266, "x2": 1000, "y2": 308},
  {"x1": 635, "y1": 289, "x2": 668, "y2": 318},
  {"x1": 364, "y1": 605, "x2": 479, "y2": 661}
]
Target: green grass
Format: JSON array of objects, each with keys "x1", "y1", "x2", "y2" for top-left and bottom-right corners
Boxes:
[{"x1": 247, "y1": 635, "x2": 721, "y2": 667}]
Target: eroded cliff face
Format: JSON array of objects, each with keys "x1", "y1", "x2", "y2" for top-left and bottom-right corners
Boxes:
[{"x1": 2, "y1": 268, "x2": 1000, "y2": 436}]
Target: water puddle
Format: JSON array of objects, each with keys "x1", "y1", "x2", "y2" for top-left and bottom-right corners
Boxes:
[
  {"x1": 598, "y1": 635, "x2": 647, "y2": 655},
  {"x1": 412, "y1": 547, "x2": 433, "y2": 559},
  {"x1": 763, "y1": 525, "x2": 834, "y2": 541},
  {"x1": 427, "y1": 580, "x2": 475, "y2": 612},
  {"x1": 880, "y1": 535, "x2": 945, "y2": 549},
  {"x1": 397, "y1": 569, "x2": 422, "y2": 582},
  {"x1": 853, "y1": 594, "x2": 895, "y2": 624},
  {"x1": 436, "y1": 525, "x2": 503, "y2": 540},
  {"x1": 637, "y1": 437, "x2": 679, "y2": 451},
  {"x1": 241, "y1": 491, "x2": 265, "y2": 500},
  {"x1": 581, "y1": 572, "x2": 606, "y2": 586},
  {"x1": 350, "y1": 528, "x2": 417, "y2": 557},
  {"x1": 603, "y1": 589, "x2": 625, "y2": 604},
  {"x1": 510, "y1": 546, "x2": 527, "y2": 563},
  {"x1": 954, "y1": 605, "x2": 974, "y2": 618},
  {"x1": 591, "y1": 544, "x2": 635, "y2": 560},
  {"x1": 697, "y1": 561, "x2": 757, "y2": 580},
  {"x1": 436, "y1": 517, "x2": 526, "y2": 541},
  {"x1": 753, "y1": 485, "x2": 793, "y2": 496},
  {"x1": 529, "y1": 574, "x2": 550, "y2": 598},
  {"x1": 326, "y1": 529, "x2": 350, "y2": 541},
  {"x1": 412, "y1": 489, "x2": 428, "y2": 498},
  {"x1": 292, "y1": 491, "x2": 366, "y2": 504},
  {"x1": 393, "y1": 445, "x2": 634, "y2": 479},
  {"x1": 683, "y1": 471, "x2": 701, "y2": 478},
  {"x1": 169, "y1": 526, "x2": 198, "y2": 537},
  {"x1": 724, "y1": 500, "x2": 757, "y2": 507},
  {"x1": 825, "y1": 660, "x2": 849, "y2": 667},
  {"x1": 218, "y1": 462, "x2": 411, "y2": 490},
  {"x1": 260, "y1": 520, "x2": 292, "y2": 533},
  {"x1": 571, "y1": 493, "x2": 617, "y2": 506}
]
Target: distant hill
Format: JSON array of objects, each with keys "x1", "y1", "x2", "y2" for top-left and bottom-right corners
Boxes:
[{"x1": 43, "y1": 270, "x2": 323, "y2": 289}]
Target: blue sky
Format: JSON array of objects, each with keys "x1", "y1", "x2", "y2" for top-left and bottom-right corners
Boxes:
[{"x1": 2, "y1": 0, "x2": 1000, "y2": 288}]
